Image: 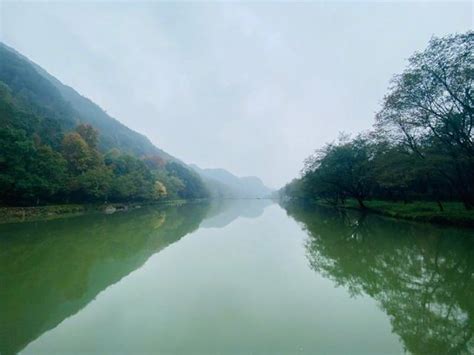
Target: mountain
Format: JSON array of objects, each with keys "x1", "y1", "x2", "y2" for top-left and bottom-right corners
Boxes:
[
  {"x1": 190, "y1": 164, "x2": 273, "y2": 198},
  {"x1": 0, "y1": 42, "x2": 208, "y2": 205},
  {"x1": 0, "y1": 42, "x2": 172, "y2": 159}
]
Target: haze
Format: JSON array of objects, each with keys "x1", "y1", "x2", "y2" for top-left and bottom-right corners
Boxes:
[{"x1": 0, "y1": 1, "x2": 471, "y2": 188}]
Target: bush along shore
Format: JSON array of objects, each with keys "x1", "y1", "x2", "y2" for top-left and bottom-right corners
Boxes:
[{"x1": 280, "y1": 198, "x2": 474, "y2": 228}]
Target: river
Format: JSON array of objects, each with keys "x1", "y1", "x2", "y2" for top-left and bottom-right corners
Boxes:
[{"x1": 1, "y1": 200, "x2": 473, "y2": 354}]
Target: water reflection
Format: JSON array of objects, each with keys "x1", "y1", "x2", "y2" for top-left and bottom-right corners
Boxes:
[
  {"x1": 201, "y1": 198, "x2": 272, "y2": 228},
  {"x1": 285, "y1": 204, "x2": 474, "y2": 355},
  {"x1": 0, "y1": 203, "x2": 209, "y2": 355},
  {"x1": 0, "y1": 199, "x2": 274, "y2": 355},
  {"x1": 3, "y1": 200, "x2": 472, "y2": 354}
]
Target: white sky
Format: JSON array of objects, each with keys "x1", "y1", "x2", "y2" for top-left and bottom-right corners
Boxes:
[{"x1": 0, "y1": 1, "x2": 472, "y2": 188}]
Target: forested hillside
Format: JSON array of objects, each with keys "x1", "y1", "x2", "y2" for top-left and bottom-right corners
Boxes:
[
  {"x1": 281, "y1": 32, "x2": 473, "y2": 213},
  {"x1": 0, "y1": 43, "x2": 208, "y2": 206}
]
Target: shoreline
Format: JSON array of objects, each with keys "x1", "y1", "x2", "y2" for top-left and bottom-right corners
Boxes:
[
  {"x1": 0, "y1": 198, "x2": 268, "y2": 224},
  {"x1": 0, "y1": 200, "x2": 191, "y2": 225},
  {"x1": 283, "y1": 199, "x2": 474, "y2": 228}
]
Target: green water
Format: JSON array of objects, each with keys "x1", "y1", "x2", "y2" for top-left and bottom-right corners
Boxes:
[{"x1": 0, "y1": 200, "x2": 473, "y2": 354}]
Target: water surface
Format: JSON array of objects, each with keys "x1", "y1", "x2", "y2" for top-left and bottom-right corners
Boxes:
[{"x1": 1, "y1": 200, "x2": 473, "y2": 354}]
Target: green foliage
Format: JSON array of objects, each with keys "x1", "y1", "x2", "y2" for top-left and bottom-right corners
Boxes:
[
  {"x1": 75, "y1": 123, "x2": 99, "y2": 149},
  {"x1": 302, "y1": 135, "x2": 376, "y2": 207},
  {"x1": 0, "y1": 43, "x2": 172, "y2": 158},
  {"x1": 0, "y1": 121, "x2": 209, "y2": 205},
  {"x1": 70, "y1": 167, "x2": 113, "y2": 202},
  {"x1": 0, "y1": 127, "x2": 66, "y2": 205},
  {"x1": 105, "y1": 152, "x2": 157, "y2": 201},
  {"x1": 0, "y1": 43, "x2": 210, "y2": 206},
  {"x1": 151, "y1": 168, "x2": 185, "y2": 200},
  {"x1": 376, "y1": 31, "x2": 474, "y2": 208},
  {"x1": 61, "y1": 132, "x2": 98, "y2": 174},
  {"x1": 164, "y1": 162, "x2": 209, "y2": 200},
  {"x1": 283, "y1": 31, "x2": 474, "y2": 212}
]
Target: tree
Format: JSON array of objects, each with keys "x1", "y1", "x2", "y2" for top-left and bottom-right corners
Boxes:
[
  {"x1": 302, "y1": 135, "x2": 376, "y2": 208},
  {"x1": 61, "y1": 132, "x2": 95, "y2": 175},
  {"x1": 0, "y1": 127, "x2": 66, "y2": 205},
  {"x1": 75, "y1": 124, "x2": 99, "y2": 149},
  {"x1": 105, "y1": 153, "x2": 158, "y2": 201},
  {"x1": 164, "y1": 162, "x2": 209, "y2": 200},
  {"x1": 154, "y1": 181, "x2": 167, "y2": 199},
  {"x1": 29, "y1": 145, "x2": 67, "y2": 203},
  {"x1": 0, "y1": 40, "x2": 213, "y2": 206},
  {"x1": 376, "y1": 32, "x2": 474, "y2": 208},
  {"x1": 73, "y1": 166, "x2": 112, "y2": 201}
]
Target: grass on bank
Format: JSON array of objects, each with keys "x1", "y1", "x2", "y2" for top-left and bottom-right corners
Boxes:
[{"x1": 322, "y1": 200, "x2": 474, "y2": 227}]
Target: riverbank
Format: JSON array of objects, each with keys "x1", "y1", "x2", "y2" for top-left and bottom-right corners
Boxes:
[
  {"x1": 0, "y1": 200, "x2": 190, "y2": 224},
  {"x1": 324, "y1": 200, "x2": 474, "y2": 227},
  {"x1": 280, "y1": 198, "x2": 474, "y2": 227}
]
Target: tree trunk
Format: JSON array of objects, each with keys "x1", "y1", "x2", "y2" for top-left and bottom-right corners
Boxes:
[
  {"x1": 437, "y1": 200, "x2": 444, "y2": 212},
  {"x1": 356, "y1": 197, "x2": 366, "y2": 209}
]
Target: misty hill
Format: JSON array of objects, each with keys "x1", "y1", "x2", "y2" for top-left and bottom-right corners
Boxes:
[
  {"x1": 0, "y1": 42, "x2": 208, "y2": 205},
  {"x1": 191, "y1": 164, "x2": 273, "y2": 198},
  {"x1": 0, "y1": 42, "x2": 172, "y2": 159}
]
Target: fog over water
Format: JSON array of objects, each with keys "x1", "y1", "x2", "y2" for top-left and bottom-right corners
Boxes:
[{"x1": 0, "y1": 1, "x2": 471, "y2": 187}]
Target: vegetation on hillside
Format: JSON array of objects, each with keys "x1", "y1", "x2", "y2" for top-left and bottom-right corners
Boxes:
[
  {"x1": 0, "y1": 123, "x2": 208, "y2": 205},
  {"x1": 0, "y1": 43, "x2": 208, "y2": 206},
  {"x1": 281, "y1": 32, "x2": 473, "y2": 217}
]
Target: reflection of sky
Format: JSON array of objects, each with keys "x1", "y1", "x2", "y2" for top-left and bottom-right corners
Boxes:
[
  {"x1": 1, "y1": 2, "x2": 471, "y2": 187},
  {"x1": 200, "y1": 198, "x2": 273, "y2": 229}
]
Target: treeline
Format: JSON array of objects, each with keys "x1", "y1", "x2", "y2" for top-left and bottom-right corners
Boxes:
[
  {"x1": 0, "y1": 123, "x2": 208, "y2": 206},
  {"x1": 282, "y1": 32, "x2": 473, "y2": 210}
]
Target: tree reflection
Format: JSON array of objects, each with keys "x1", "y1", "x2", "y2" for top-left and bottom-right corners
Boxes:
[
  {"x1": 285, "y1": 204, "x2": 474, "y2": 354},
  {"x1": 0, "y1": 203, "x2": 209, "y2": 355}
]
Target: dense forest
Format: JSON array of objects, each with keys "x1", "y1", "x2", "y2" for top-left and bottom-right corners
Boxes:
[
  {"x1": 0, "y1": 43, "x2": 209, "y2": 206},
  {"x1": 281, "y1": 32, "x2": 473, "y2": 211}
]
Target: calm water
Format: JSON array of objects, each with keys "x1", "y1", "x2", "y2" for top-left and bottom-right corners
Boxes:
[{"x1": 1, "y1": 200, "x2": 473, "y2": 355}]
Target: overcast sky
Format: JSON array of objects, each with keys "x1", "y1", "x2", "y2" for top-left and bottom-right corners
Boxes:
[{"x1": 0, "y1": 1, "x2": 472, "y2": 188}]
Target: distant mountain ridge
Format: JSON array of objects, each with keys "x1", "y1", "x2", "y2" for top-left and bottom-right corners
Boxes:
[{"x1": 190, "y1": 164, "x2": 273, "y2": 198}]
